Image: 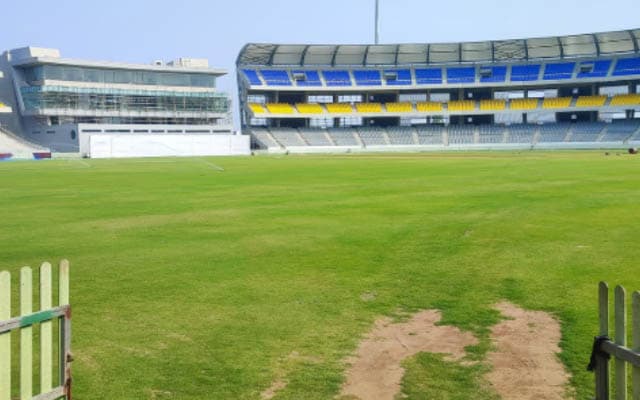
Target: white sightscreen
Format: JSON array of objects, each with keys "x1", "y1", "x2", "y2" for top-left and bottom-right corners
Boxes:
[{"x1": 83, "y1": 134, "x2": 250, "y2": 158}]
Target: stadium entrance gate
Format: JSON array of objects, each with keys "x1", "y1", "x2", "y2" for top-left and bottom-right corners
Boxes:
[
  {"x1": 589, "y1": 282, "x2": 640, "y2": 399},
  {"x1": 0, "y1": 260, "x2": 72, "y2": 400}
]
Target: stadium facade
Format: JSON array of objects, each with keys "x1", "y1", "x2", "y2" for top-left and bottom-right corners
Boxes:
[
  {"x1": 237, "y1": 29, "x2": 640, "y2": 152},
  {"x1": 0, "y1": 47, "x2": 248, "y2": 158}
]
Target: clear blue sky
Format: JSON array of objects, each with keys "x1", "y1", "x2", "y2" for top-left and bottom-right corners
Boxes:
[{"x1": 3, "y1": 0, "x2": 639, "y2": 122}]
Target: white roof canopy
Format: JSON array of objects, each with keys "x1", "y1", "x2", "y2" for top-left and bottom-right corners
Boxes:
[{"x1": 238, "y1": 28, "x2": 640, "y2": 67}]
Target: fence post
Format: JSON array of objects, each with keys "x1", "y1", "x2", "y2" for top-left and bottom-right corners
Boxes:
[
  {"x1": 597, "y1": 281, "x2": 611, "y2": 400},
  {"x1": 58, "y1": 259, "x2": 71, "y2": 396},
  {"x1": 0, "y1": 271, "x2": 10, "y2": 400},
  {"x1": 20, "y1": 267, "x2": 33, "y2": 400},
  {"x1": 633, "y1": 291, "x2": 640, "y2": 400},
  {"x1": 40, "y1": 262, "x2": 53, "y2": 394},
  {"x1": 615, "y1": 285, "x2": 627, "y2": 400}
]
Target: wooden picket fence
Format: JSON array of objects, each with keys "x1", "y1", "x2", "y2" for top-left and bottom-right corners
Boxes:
[
  {"x1": 590, "y1": 282, "x2": 640, "y2": 400},
  {"x1": 0, "y1": 260, "x2": 72, "y2": 400}
]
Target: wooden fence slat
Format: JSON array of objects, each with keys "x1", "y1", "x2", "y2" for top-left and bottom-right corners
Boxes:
[
  {"x1": 615, "y1": 285, "x2": 627, "y2": 400},
  {"x1": 601, "y1": 282, "x2": 610, "y2": 336},
  {"x1": 20, "y1": 267, "x2": 33, "y2": 400},
  {"x1": 0, "y1": 271, "x2": 10, "y2": 400},
  {"x1": 40, "y1": 263, "x2": 52, "y2": 394},
  {"x1": 597, "y1": 281, "x2": 611, "y2": 400},
  {"x1": 633, "y1": 291, "x2": 640, "y2": 400},
  {"x1": 58, "y1": 260, "x2": 69, "y2": 389}
]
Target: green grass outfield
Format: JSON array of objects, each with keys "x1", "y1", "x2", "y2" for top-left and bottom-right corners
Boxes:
[{"x1": 1, "y1": 151, "x2": 639, "y2": 399}]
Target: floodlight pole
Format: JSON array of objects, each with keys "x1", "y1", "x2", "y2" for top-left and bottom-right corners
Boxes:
[{"x1": 375, "y1": 0, "x2": 380, "y2": 44}]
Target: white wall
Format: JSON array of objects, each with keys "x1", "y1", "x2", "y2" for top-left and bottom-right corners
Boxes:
[{"x1": 81, "y1": 133, "x2": 250, "y2": 158}]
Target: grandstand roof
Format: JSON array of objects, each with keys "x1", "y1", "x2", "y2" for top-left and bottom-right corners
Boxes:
[{"x1": 238, "y1": 29, "x2": 640, "y2": 67}]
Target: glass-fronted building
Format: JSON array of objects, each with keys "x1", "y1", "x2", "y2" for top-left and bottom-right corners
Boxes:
[{"x1": 0, "y1": 47, "x2": 235, "y2": 153}]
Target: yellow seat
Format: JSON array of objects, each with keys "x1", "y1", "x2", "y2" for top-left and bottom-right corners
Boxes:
[
  {"x1": 610, "y1": 94, "x2": 640, "y2": 106},
  {"x1": 249, "y1": 103, "x2": 266, "y2": 114},
  {"x1": 265, "y1": 103, "x2": 295, "y2": 114},
  {"x1": 295, "y1": 103, "x2": 324, "y2": 114},
  {"x1": 510, "y1": 98, "x2": 539, "y2": 110},
  {"x1": 575, "y1": 96, "x2": 607, "y2": 107},
  {"x1": 480, "y1": 99, "x2": 506, "y2": 111},
  {"x1": 448, "y1": 100, "x2": 476, "y2": 112},
  {"x1": 542, "y1": 97, "x2": 572, "y2": 109},
  {"x1": 355, "y1": 103, "x2": 383, "y2": 113},
  {"x1": 326, "y1": 103, "x2": 354, "y2": 114},
  {"x1": 416, "y1": 102, "x2": 444, "y2": 112},
  {"x1": 385, "y1": 102, "x2": 413, "y2": 113}
]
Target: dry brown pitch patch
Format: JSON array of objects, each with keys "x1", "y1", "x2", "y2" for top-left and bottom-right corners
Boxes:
[
  {"x1": 339, "y1": 310, "x2": 478, "y2": 400},
  {"x1": 487, "y1": 302, "x2": 571, "y2": 400}
]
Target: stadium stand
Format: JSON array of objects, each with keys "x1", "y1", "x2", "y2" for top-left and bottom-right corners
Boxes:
[
  {"x1": 480, "y1": 99, "x2": 506, "y2": 111},
  {"x1": 506, "y1": 124, "x2": 537, "y2": 144},
  {"x1": 299, "y1": 128, "x2": 333, "y2": 146},
  {"x1": 386, "y1": 127, "x2": 416, "y2": 145},
  {"x1": 414, "y1": 126, "x2": 443, "y2": 145},
  {"x1": 355, "y1": 103, "x2": 383, "y2": 113},
  {"x1": 543, "y1": 97, "x2": 573, "y2": 109},
  {"x1": 543, "y1": 62, "x2": 576, "y2": 80},
  {"x1": 266, "y1": 103, "x2": 295, "y2": 114},
  {"x1": 538, "y1": 124, "x2": 571, "y2": 142},
  {"x1": 577, "y1": 60, "x2": 611, "y2": 78},
  {"x1": 416, "y1": 102, "x2": 444, "y2": 112},
  {"x1": 447, "y1": 67, "x2": 476, "y2": 83},
  {"x1": 478, "y1": 125, "x2": 506, "y2": 144},
  {"x1": 448, "y1": 100, "x2": 476, "y2": 112},
  {"x1": 270, "y1": 128, "x2": 306, "y2": 147},
  {"x1": 511, "y1": 65, "x2": 541, "y2": 81},
  {"x1": 249, "y1": 103, "x2": 267, "y2": 114},
  {"x1": 358, "y1": 127, "x2": 388, "y2": 146},
  {"x1": 0, "y1": 127, "x2": 49, "y2": 157},
  {"x1": 510, "y1": 98, "x2": 540, "y2": 110},
  {"x1": 448, "y1": 125, "x2": 476, "y2": 144},
  {"x1": 610, "y1": 94, "x2": 640, "y2": 106},
  {"x1": 601, "y1": 120, "x2": 640, "y2": 142},
  {"x1": 384, "y1": 69, "x2": 413, "y2": 85},
  {"x1": 261, "y1": 70, "x2": 292, "y2": 86},
  {"x1": 612, "y1": 57, "x2": 640, "y2": 76},
  {"x1": 239, "y1": 28, "x2": 640, "y2": 152},
  {"x1": 480, "y1": 66, "x2": 507, "y2": 83},
  {"x1": 326, "y1": 103, "x2": 354, "y2": 114},
  {"x1": 322, "y1": 70, "x2": 352, "y2": 86},
  {"x1": 296, "y1": 103, "x2": 324, "y2": 114},
  {"x1": 242, "y1": 69, "x2": 263, "y2": 85},
  {"x1": 353, "y1": 70, "x2": 382, "y2": 86},
  {"x1": 251, "y1": 128, "x2": 280, "y2": 149},
  {"x1": 415, "y1": 69, "x2": 443, "y2": 84},
  {"x1": 576, "y1": 96, "x2": 607, "y2": 107},
  {"x1": 328, "y1": 128, "x2": 359, "y2": 146},
  {"x1": 571, "y1": 122, "x2": 606, "y2": 142},
  {"x1": 385, "y1": 102, "x2": 413, "y2": 113},
  {"x1": 292, "y1": 70, "x2": 322, "y2": 87}
]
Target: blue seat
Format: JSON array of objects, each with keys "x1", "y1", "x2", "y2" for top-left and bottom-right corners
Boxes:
[
  {"x1": 612, "y1": 57, "x2": 640, "y2": 76},
  {"x1": 480, "y1": 66, "x2": 507, "y2": 83},
  {"x1": 447, "y1": 67, "x2": 475, "y2": 84},
  {"x1": 415, "y1": 68, "x2": 443, "y2": 84},
  {"x1": 353, "y1": 70, "x2": 382, "y2": 86},
  {"x1": 322, "y1": 70, "x2": 352, "y2": 86},
  {"x1": 384, "y1": 69, "x2": 412, "y2": 86},
  {"x1": 543, "y1": 62, "x2": 575, "y2": 80},
  {"x1": 291, "y1": 70, "x2": 322, "y2": 87},
  {"x1": 577, "y1": 60, "x2": 612, "y2": 78},
  {"x1": 260, "y1": 70, "x2": 292, "y2": 86},
  {"x1": 511, "y1": 64, "x2": 541, "y2": 82},
  {"x1": 242, "y1": 69, "x2": 263, "y2": 85}
]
